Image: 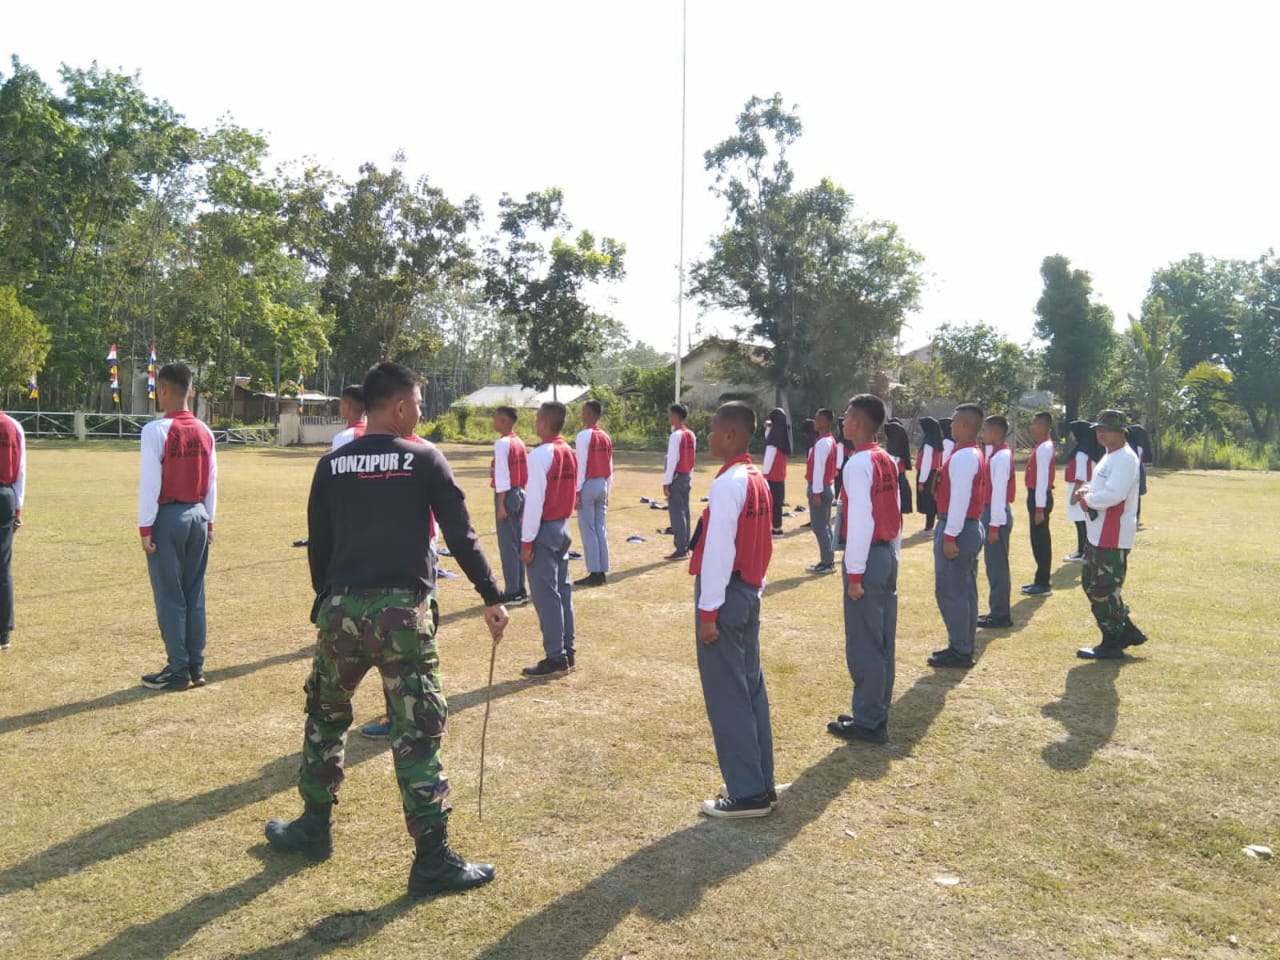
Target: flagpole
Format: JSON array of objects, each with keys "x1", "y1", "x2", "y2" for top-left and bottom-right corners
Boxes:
[{"x1": 674, "y1": 0, "x2": 687, "y2": 403}]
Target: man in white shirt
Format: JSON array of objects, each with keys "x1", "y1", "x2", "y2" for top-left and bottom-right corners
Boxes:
[
  {"x1": 574, "y1": 400, "x2": 613, "y2": 588},
  {"x1": 805, "y1": 408, "x2": 838, "y2": 574},
  {"x1": 662, "y1": 404, "x2": 696, "y2": 559},
  {"x1": 1071, "y1": 410, "x2": 1148, "y2": 660},
  {"x1": 979, "y1": 415, "x2": 1015, "y2": 629}
]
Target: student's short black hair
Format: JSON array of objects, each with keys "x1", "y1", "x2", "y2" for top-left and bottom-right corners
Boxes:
[
  {"x1": 846, "y1": 394, "x2": 886, "y2": 430},
  {"x1": 715, "y1": 400, "x2": 756, "y2": 438},
  {"x1": 157, "y1": 362, "x2": 192, "y2": 393},
  {"x1": 362, "y1": 362, "x2": 421, "y2": 412},
  {"x1": 495, "y1": 405, "x2": 518, "y2": 424},
  {"x1": 984, "y1": 414, "x2": 1009, "y2": 435},
  {"x1": 816, "y1": 407, "x2": 835, "y2": 426},
  {"x1": 583, "y1": 399, "x2": 603, "y2": 417},
  {"x1": 1033, "y1": 410, "x2": 1053, "y2": 426},
  {"x1": 539, "y1": 401, "x2": 567, "y2": 434},
  {"x1": 955, "y1": 402, "x2": 985, "y2": 423},
  {"x1": 340, "y1": 384, "x2": 364, "y2": 407},
  {"x1": 669, "y1": 402, "x2": 688, "y2": 420}
]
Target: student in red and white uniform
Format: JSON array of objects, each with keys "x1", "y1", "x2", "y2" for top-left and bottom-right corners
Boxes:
[
  {"x1": 827, "y1": 394, "x2": 902, "y2": 744},
  {"x1": 0, "y1": 407, "x2": 26, "y2": 651},
  {"x1": 490, "y1": 405, "x2": 529, "y2": 604},
  {"x1": 1063, "y1": 419, "x2": 1099, "y2": 562},
  {"x1": 762, "y1": 408, "x2": 791, "y2": 536},
  {"x1": 689, "y1": 401, "x2": 777, "y2": 818},
  {"x1": 137, "y1": 362, "x2": 218, "y2": 691},
  {"x1": 916, "y1": 417, "x2": 943, "y2": 531},
  {"x1": 662, "y1": 403, "x2": 697, "y2": 559},
  {"x1": 574, "y1": 399, "x2": 613, "y2": 588},
  {"x1": 520, "y1": 402, "x2": 579, "y2": 677},
  {"x1": 928, "y1": 404, "x2": 988, "y2": 670},
  {"x1": 1022, "y1": 410, "x2": 1056, "y2": 596},
  {"x1": 1072, "y1": 410, "x2": 1148, "y2": 660},
  {"x1": 330, "y1": 384, "x2": 367, "y2": 451},
  {"x1": 804, "y1": 408, "x2": 839, "y2": 574},
  {"x1": 832, "y1": 434, "x2": 855, "y2": 550},
  {"x1": 979, "y1": 415, "x2": 1016, "y2": 630},
  {"x1": 884, "y1": 419, "x2": 914, "y2": 517}
]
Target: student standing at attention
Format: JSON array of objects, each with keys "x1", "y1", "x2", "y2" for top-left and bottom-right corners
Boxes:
[
  {"x1": 804, "y1": 408, "x2": 838, "y2": 574},
  {"x1": 979, "y1": 415, "x2": 1015, "y2": 630},
  {"x1": 574, "y1": 399, "x2": 613, "y2": 588},
  {"x1": 1063, "y1": 419, "x2": 1099, "y2": 562},
  {"x1": 928, "y1": 404, "x2": 987, "y2": 670},
  {"x1": 521, "y1": 402, "x2": 579, "y2": 678},
  {"x1": 491, "y1": 406, "x2": 529, "y2": 605},
  {"x1": 662, "y1": 403, "x2": 696, "y2": 560},
  {"x1": 916, "y1": 416, "x2": 943, "y2": 532},
  {"x1": 1022, "y1": 410, "x2": 1056, "y2": 597},
  {"x1": 330, "y1": 385, "x2": 366, "y2": 451},
  {"x1": 689, "y1": 401, "x2": 777, "y2": 818},
  {"x1": 827, "y1": 394, "x2": 901, "y2": 744},
  {"x1": 762, "y1": 408, "x2": 791, "y2": 538},
  {"x1": 138, "y1": 362, "x2": 217, "y2": 691},
  {"x1": 0, "y1": 407, "x2": 26, "y2": 652}
]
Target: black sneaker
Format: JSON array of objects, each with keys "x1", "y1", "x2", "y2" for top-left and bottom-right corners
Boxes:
[
  {"x1": 977, "y1": 616, "x2": 1013, "y2": 629},
  {"x1": 500, "y1": 592, "x2": 529, "y2": 607},
  {"x1": 1020, "y1": 584, "x2": 1052, "y2": 596},
  {"x1": 1077, "y1": 644, "x2": 1125, "y2": 660},
  {"x1": 700, "y1": 793, "x2": 773, "y2": 819},
  {"x1": 664, "y1": 550, "x2": 688, "y2": 561},
  {"x1": 142, "y1": 667, "x2": 192, "y2": 691},
  {"x1": 521, "y1": 657, "x2": 569, "y2": 678},
  {"x1": 806, "y1": 563, "x2": 835, "y2": 574},
  {"x1": 566, "y1": 650, "x2": 576, "y2": 671},
  {"x1": 718, "y1": 783, "x2": 786, "y2": 806},
  {"x1": 408, "y1": 827, "x2": 495, "y2": 897},
  {"x1": 927, "y1": 649, "x2": 975, "y2": 669},
  {"x1": 573, "y1": 573, "x2": 606, "y2": 588},
  {"x1": 827, "y1": 718, "x2": 889, "y2": 743},
  {"x1": 0, "y1": 634, "x2": 10, "y2": 651},
  {"x1": 265, "y1": 807, "x2": 333, "y2": 861}
]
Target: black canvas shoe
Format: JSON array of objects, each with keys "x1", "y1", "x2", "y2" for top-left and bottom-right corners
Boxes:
[
  {"x1": 978, "y1": 616, "x2": 1014, "y2": 629},
  {"x1": 500, "y1": 592, "x2": 529, "y2": 606},
  {"x1": 827, "y1": 718, "x2": 889, "y2": 744},
  {"x1": 0, "y1": 634, "x2": 10, "y2": 651},
  {"x1": 700, "y1": 793, "x2": 773, "y2": 819},
  {"x1": 927, "y1": 649, "x2": 975, "y2": 669},
  {"x1": 806, "y1": 563, "x2": 835, "y2": 574},
  {"x1": 1077, "y1": 644, "x2": 1125, "y2": 660},
  {"x1": 1021, "y1": 584, "x2": 1052, "y2": 596},
  {"x1": 665, "y1": 550, "x2": 688, "y2": 561},
  {"x1": 566, "y1": 650, "x2": 576, "y2": 671},
  {"x1": 142, "y1": 667, "x2": 192, "y2": 691},
  {"x1": 408, "y1": 827, "x2": 495, "y2": 897},
  {"x1": 265, "y1": 806, "x2": 333, "y2": 861},
  {"x1": 719, "y1": 783, "x2": 786, "y2": 807},
  {"x1": 521, "y1": 657, "x2": 570, "y2": 678}
]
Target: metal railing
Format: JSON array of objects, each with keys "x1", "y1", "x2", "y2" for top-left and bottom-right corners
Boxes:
[
  {"x1": 8, "y1": 411, "x2": 76, "y2": 439},
  {"x1": 9, "y1": 411, "x2": 276, "y2": 444}
]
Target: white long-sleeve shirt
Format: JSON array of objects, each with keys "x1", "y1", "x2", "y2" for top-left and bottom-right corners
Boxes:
[
  {"x1": 1, "y1": 416, "x2": 26, "y2": 509},
  {"x1": 918, "y1": 443, "x2": 936, "y2": 484},
  {"x1": 662, "y1": 429, "x2": 683, "y2": 486},
  {"x1": 843, "y1": 448, "x2": 902, "y2": 579},
  {"x1": 987, "y1": 447, "x2": 1013, "y2": 528},
  {"x1": 762, "y1": 445, "x2": 777, "y2": 476},
  {"x1": 943, "y1": 447, "x2": 981, "y2": 539},
  {"x1": 493, "y1": 435, "x2": 515, "y2": 493},
  {"x1": 575, "y1": 428, "x2": 613, "y2": 494},
  {"x1": 1030, "y1": 438, "x2": 1054, "y2": 509},
  {"x1": 137, "y1": 415, "x2": 217, "y2": 531},
  {"x1": 1081, "y1": 444, "x2": 1141, "y2": 549},
  {"x1": 810, "y1": 436, "x2": 835, "y2": 494},
  {"x1": 697, "y1": 461, "x2": 769, "y2": 615}
]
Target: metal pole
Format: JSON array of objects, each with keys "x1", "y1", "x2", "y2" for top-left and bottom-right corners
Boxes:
[
  {"x1": 674, "y1": 0, "x2": 688, "y2": 402},
  {"x1": 477, "y1": 637, "x2": 498, "y2": 822}
]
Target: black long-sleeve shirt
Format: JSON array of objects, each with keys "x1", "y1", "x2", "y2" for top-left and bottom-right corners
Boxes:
[{"x1": 307, "y1": 433, "x2": 502, "y2": 607}]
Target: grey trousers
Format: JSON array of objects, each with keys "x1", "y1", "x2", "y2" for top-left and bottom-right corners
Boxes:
[
  {"x1": 0, "y1": 485, "x2": 15, "y2": 634},
  {"x1": 146, "y1": 502, "x2": 210, "y2": 674},
  {"x1": 833, "y1": 497, "x2": 846, "y2": 550},
  {"x1": 981, "y1": 505, "x2": 1013, "y2": 619},
  {"x1": 578, "y1": 476, "x2": 610, "y2": 573},
  {"x1": 695, "y1": 576, "x2": 775, "y2": 800},
  {"x1": 528, "y1": 518, "x2": 575, "y2": 660},
  {"x1": 933, "y1": 517, "x2": 983, "y2": 656},
  {"x1": 810, "y1": 486, "x2": 835, "y2": 567},
  {"x1": 844, "y1": 543, "x2": 898, "y2": 729},
  {"x1": 669, "y1": 471, "x2": 692, "y2": 553},
  {"x1": 494, "y1": 488, "x2": 526, "y2": 596}
]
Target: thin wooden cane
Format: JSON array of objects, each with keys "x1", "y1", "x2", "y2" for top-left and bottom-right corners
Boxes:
[{"x1": 477, "y1": 637, "x2": 498, "y2": 822}]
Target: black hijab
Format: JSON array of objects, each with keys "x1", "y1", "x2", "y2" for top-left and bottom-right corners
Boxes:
[
  {"x1": 919, "y1": 416, "x2": 942, "y2": 452},
  {"x1": 1127, "y1": 424, "x2": 1151, "y2": 462},
  {"x1": 765, "y1": 407, "x2": 792, "y2": 454},
  {"x1": 940, "y1": 418, "x2": 953, "y2": 442},
  {"x1": 885, "y1": 419, "x2": 912, "y2": 469},
  {"x1": 800, "y1": 418, "x2": 816, "y2": 451},
  {"x1": 1068, "y1": 419, "x2": 1103, "y2": 462}
]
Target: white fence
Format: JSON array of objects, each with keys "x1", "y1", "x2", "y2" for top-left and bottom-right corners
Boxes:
[{"x1": 9, "y1": 411, "x2": 276, "y2": 445}]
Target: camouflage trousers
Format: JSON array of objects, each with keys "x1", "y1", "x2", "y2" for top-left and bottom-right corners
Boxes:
[
  {"x1": 299, "y1": 588, "x2": 449, "y2": 837},
  {"x1": 1081, "y1": 544, "x2": 1130, "y2": 642}
]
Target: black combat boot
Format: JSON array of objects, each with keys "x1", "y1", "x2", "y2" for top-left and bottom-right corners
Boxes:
[
  {"x1": 1120, "y1": 619, "x2": 1148, "y2": 648},
  {"x1": 265, "y1": 802, "x2": 333, "y2": 861},
  {"x1": 408, "y1": 825, "x2": 495, "y2": 897}
]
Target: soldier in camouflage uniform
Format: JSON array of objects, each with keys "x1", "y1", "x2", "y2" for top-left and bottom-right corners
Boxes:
[{"x1": 266, "y1": 362, "x2": 509, "y2": 897}]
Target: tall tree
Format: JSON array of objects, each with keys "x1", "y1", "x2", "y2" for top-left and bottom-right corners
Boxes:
[
  {"x1": 0, "y1": 286, "x2": 51, "y2": 396},
  {"x1": 1147, "y1": 253, "x2": 1239, "y2": 372},
  {"x1": 485, "y1": 188, "x2": 626, "y2": 397},
  {"x1": 1124, "y1": 296, "x2": 1180, "y2": 463},
  {"x1": 931, "y1": 322, "x2": 1030, "y2": 415},
  {"x1": 1034, "y1": 254, "x2": 1115, "y2": 422}
]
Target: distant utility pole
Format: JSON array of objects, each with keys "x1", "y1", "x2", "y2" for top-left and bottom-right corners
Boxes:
[{"x1": 674, "y1": 0, "x2": 688, "y2": 403}]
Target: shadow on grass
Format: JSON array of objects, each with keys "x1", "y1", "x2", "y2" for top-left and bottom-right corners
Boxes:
[
  {"x1": 1041, "y1": 659, "x2": 1125, "y2": 771},
  {"x1": 0, "y1": 646, "x2": 315, "y2": 737},
  {"x1": 473, "y1": 665, "x2": 972, "y2": 960},
  {"x1": 0, "y1": 678, "x2": 531, "y2": 896},
  {"x1": 232, "y1": 898, "x2": 419, "y2": 960}
]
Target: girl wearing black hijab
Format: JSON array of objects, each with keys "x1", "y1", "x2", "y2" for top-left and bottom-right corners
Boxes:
[
  {"x1": 940, "y1": 417, "x2": 955, "y2": 458},
  {"x1": 763, "y1": 407, "x2": 791, "y2": 536},
  {"x1": 884, "y1": 419, "x2": 914, "y2": 515},
  {"x1": 917, "y1": 416, "x2": 944, "y2": 531},
  {"x1": 1064, "y1": 419, "x2": 1102, "y2": 560}
]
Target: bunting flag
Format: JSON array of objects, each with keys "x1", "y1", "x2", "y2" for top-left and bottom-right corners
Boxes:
[
  {"x1": 108, "y1": 343, "x2": 120, "y2": 405},
  {"x1": 298, "y1": 367, "x2": 305, "y2": 410},
  {"x1": 147, "y1": 343, "x2": 157, "y2": 400},
  {"x1": 27, "y1": 373, "x2": 38, "y2": 401}
]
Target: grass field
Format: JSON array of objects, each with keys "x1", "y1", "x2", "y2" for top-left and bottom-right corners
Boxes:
[{"x1": 1, "y1": 442, "x2": 1277, "y2": 960}]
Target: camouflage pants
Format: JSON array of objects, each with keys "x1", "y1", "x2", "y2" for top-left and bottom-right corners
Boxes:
[
  {"x1": 1081, "y1": 544, "x2": 1130, "y2": 642},
  {"x1": 299, "y1": 589, "x2": 449, "y2": 837}
]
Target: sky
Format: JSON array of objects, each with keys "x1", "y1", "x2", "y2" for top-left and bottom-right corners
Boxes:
[{"x1": 6, "y1": 0, "x2": 1278, "y2": 358}]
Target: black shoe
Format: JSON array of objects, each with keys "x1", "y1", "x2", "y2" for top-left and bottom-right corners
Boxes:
[
  {"x1": 665, "y1": 550, "x2": 688, "y2": 561},
  {"x1": 1120, "y1": 621, "x2": 1148, "y2": 648},
  {"x1": 1077, "y1": 644, "x2": 1125, "y2": 660},
  {"x1": 408, "y1": 827, "x2": 495, "y2": 896},
  {"x1": 700, "y1": 793, "x2": 773, "y2": 819},
  {"x1": 771, "y1": 529, "x2": 784, "y2": 538},
  {"x1": 566, "y1": 650, "x2": 576, "y2": 670},
  {"x1": 573, "y1": 573, "x2": 606, "y2": 588},
  {"x1": 927, "y1": 649, "x2": 975, "y2": 669},
  {"x1": 718, "y1": 783, "x2": 783, "y2": 806},
  {"x1": 142, "y1": 667, "x2": 192, "y2": 691},
  {"x1": 1020, "y1": 584, "x2": 1052, "y2": 596},
  {"x1": 827, "y1": 718, "x2": 888, "y2": 743},
  {"x1": 806, "y1": 563, "x2": 835, "y2": 574},
  {"x1": 189, "y1": 669, "x2": 207, "y2": 687},
  {"x1": 521, "y1": 657, "x2": 570, "y2": 678},
  {"x1": 977, "y1": 616, "x2": 1014, "y2": 629},
  {"x1": 0, "y1": 634, "x2": 9, "y2": 651},
  {"x1": 265, "y1": 806, "x2": 333, "y2": 861},
  {"x1": 500, "y1": 592, "x2": 529, "y2": 606}
]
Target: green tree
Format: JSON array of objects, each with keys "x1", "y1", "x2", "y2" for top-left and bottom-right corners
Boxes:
[
  {"x1": 1147, "y1": 253, "x2": 1239, "y2": 372},
  {"x1": 1232, "y1": 252, "x2": 1280, "y2": 440},
  {"x1": 1034, "y1": 254, "x2": 1115, "y2": 422},
  {"x1": 1124, "y1": 296, "x2": 1180, "y2": 463},
  {"x1": 485, "y1": 188, "x2": 626, "y2": 397},
  {"x1": 0, "y1": 286, "x2": 51, "y2": 396},
  {"x1": 1179, "y1": 362, "x2": 1235, "y2": 467},
  {"x1": 931, "y1": 322, "x2": 1029, "y2": 414}
]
